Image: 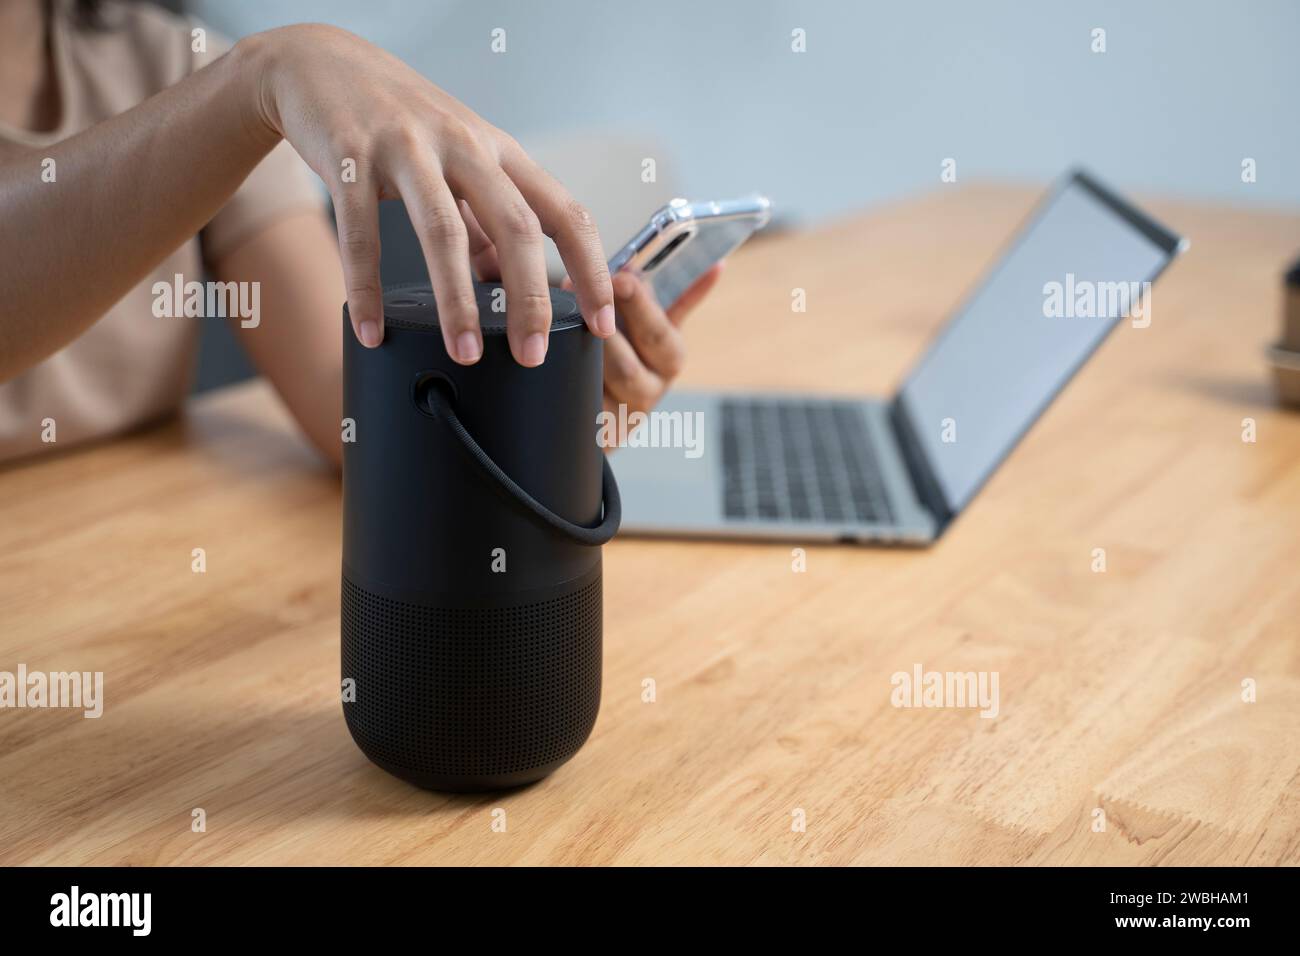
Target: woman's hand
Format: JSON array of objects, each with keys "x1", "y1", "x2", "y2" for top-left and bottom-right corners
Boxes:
[
  {"x1": 241, "y1": 24, "x2": 615, "y2": 366},
  {"x1": 600, "y1": 266, "x2": 721, "y2": 438},
  {"x1": 558, "y1": 265, "x2": 722, "y2": 445}
]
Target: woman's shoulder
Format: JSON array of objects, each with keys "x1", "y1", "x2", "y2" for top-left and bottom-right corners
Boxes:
[{"x1": 59, "y1": 0, "x2": 231, "y2": 110}]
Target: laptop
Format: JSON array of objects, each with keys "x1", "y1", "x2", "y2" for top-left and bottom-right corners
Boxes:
[{"x1": 612, "y1": 169, "x2": 1188, "y2": 544}]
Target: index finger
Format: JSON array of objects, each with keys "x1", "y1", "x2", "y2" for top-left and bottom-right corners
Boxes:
[{"x1": 665, "y1": 262, "x2": 724, "y2": 326}]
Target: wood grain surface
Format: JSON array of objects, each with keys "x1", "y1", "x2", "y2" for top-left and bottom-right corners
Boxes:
[{"x1": 2, "y1": 184, "x2": 1298, "y2": 865}]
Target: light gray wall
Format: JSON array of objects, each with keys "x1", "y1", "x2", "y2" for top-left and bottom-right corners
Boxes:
[{"x1": 189, "y1": 0, "x2": 1300, "y2": 223}]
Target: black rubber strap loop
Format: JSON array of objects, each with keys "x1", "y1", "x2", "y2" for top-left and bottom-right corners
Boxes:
[{"x1": 423, "y1": 383, "x2": 621, "y2": 547}]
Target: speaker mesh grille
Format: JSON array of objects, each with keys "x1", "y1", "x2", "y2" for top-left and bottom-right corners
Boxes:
[{"x1": 341, "y1": 574, "x2": 602, "y2": 782}]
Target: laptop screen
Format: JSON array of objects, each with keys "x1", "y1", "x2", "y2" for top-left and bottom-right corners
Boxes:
[{"x1": 895, "y1": 172, "x2": 1183, "y2": 515}]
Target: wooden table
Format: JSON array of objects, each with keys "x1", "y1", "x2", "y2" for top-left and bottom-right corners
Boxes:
[{"x1": 3, "y1": 184, "x2": 1298, "y2": 866}]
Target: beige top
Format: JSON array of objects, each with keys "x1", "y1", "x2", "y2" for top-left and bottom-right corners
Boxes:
[{"x1": 0, "y1": 0, "x2": 324, "y2": 463}]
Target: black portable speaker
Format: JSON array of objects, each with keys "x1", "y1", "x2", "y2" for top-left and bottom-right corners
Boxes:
[{"x1": 341, "y1": 282, "x2": 620, "y2": 792}]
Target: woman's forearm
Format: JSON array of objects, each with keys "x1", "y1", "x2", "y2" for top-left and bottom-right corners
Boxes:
[
  {"x1": 2, "y1": 22, "x2": 618, "y2": 387},
  {"x1": 0, "y1": 38, "x2": 275, "y2": 380}
]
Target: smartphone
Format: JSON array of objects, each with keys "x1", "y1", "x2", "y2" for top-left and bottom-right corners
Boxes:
[{"x1": 607, "y1": 195, "x2": 772, "y2": 313}]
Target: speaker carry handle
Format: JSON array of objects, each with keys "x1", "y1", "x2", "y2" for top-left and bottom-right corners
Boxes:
[{"x1": 421, "y1": 381, "x2": 621, "y2": 547}]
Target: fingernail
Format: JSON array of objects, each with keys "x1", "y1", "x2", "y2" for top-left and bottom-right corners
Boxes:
[
  {"x1": 456, "y1": 331, "x2": 481, "y2": 364},
  {"x1": 595, "y1": 303, "x2": 616, "y2": 336},
  {"x1": 359, "y1": 320, "x2": 381, "y2": 348},
  {"x1": 522, "y1": 333, "x2": 547, "y2": 366}
]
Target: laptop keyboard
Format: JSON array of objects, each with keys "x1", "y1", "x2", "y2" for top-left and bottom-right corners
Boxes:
[{"x1": 720, "y1": 398, "x2": 895, "y2": 525}]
